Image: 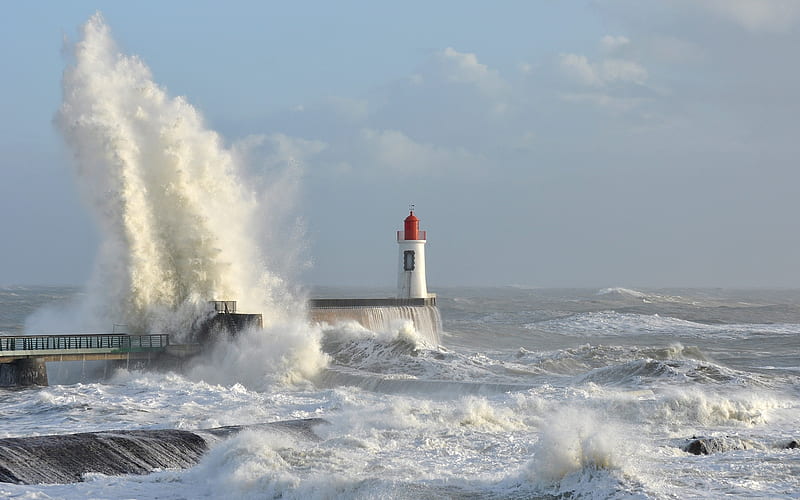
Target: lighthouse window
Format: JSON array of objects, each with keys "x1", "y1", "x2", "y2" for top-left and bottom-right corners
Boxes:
[{"x1": 403, "y1": 250, "x2": 415, "y2": 271}]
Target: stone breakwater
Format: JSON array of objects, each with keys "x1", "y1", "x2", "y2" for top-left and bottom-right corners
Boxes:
[{"x1": 0, "y1": 418, "x2": 326, "y2": 484}]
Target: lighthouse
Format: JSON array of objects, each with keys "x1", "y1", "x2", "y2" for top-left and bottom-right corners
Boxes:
[
  {"x1": 307, "y1": 206, "x2": 441, "y2": 346},
  {"x1": 397, "y1": 207, "x2": 430, "y2": 299}
]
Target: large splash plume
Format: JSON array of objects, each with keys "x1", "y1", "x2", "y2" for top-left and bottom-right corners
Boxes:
[{"x1": 55, "y1": 13, "x2": 297, "y2": 337}]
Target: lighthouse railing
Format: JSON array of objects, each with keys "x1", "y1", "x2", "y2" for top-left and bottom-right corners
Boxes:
[{"x1": 397, "y1": 230, "x2": 426, "y2": 241}]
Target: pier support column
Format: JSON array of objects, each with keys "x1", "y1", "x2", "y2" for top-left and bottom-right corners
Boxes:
[
  {"x1": 0, "y1": 358, "x2": 49, "y2": 387},
  {"x1": 16, "y1": 358, "x2": 48, "y2": 386}
]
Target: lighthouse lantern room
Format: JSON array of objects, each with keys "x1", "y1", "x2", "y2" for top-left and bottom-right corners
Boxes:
[{"x1": 397, "y1": 207, "x2": 430, "y2": 299}]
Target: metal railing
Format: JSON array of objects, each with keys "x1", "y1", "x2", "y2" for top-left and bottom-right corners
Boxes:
[
  {"x1": 397, "y1": 230, "x2": 426, "y2": 241},
  {"x1": 0, "y1": 334, "x2": 169, "y2": 354},
  {"x1": 210, "y1": 300, "x2": 237, "y2": 313}
]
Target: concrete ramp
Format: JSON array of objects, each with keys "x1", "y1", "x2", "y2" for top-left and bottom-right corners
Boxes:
[{"x1": 0, "y1": 418, "x2": 326, "y2": 484}]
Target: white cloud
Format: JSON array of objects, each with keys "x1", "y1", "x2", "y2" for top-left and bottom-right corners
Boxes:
[
  {"x1": 597, "y1": 0, "x2": 800, "y2": 35},
  {"x1": 600, "y1": 35, "x2": 630, "y2": 52},
  {"x1": 322, "y1": 96, "x2": 370, "y2": 122},
  {"x1": 559, "y1": 92, "x2": 646, "y2": 113},
  {"x1": 647, "y1": 36, "x2": 705, "y2": 64},
  {"x1": 703, "y1": 0, "x2": 800, "y2": 33},
  {"x1": 559, "y1": 53, "x2": 602, "y2": 86},
  {"x1": 264, "y1": 133, "x2": 327, "y2": 164},
  {"x1": 435, "y1": 47, "x2": 508, "y2": 94},
  {"x1": 358, "y1": 128, "x2": 482, "y2": 175},
  {"x1": 233, "y1": 133, "x2": 326, "y2": 172},
  {"x1": 600, "y1": 59, "x2": 648, "y2": 85},
  {"x1": 512, "y1": 130, "x2": 538, "y2": 150},
  {"x1": 559, "y1": 53, "x2": 647, "y2": 87}
]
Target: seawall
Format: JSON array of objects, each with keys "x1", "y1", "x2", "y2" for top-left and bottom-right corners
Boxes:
[
  {"x1": 309, "y1": 297, "x2": 437, "y2": 308},
  {"x1": 308, "y1": 298, "x2": 441, "y2": 346}
]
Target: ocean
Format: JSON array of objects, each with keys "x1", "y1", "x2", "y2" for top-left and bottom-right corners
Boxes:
[{"x1": 0, "y1": 285, "x2": 798, "y2": 499}]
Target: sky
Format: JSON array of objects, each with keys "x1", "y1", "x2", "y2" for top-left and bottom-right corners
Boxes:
[{"x1": 2, "y1": 1, "x2": 800, "y2": 288}]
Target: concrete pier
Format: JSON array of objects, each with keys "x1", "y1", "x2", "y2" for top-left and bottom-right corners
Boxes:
[
  {"x1": 308, "y1": 298, "x2": 441, "y2": 346},
  {"x1": 309, "y1": 297, "x2": 437, "y2": 308},
  {"x1": 195, "y1": 312, "x2": 263, "y2": 342},
  {"x1": 0, "y1": 358, "x2": 48, "y2": 386},
  {"x1": 0, "y1": 333, "x2": 169, "y2": 388}
]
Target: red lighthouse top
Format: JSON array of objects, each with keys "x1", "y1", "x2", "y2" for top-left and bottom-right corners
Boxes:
[{"x1": 404, "y1": 210, "x2": 420, "y2": 240}]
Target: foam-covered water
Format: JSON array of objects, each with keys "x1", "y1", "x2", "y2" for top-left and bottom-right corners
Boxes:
[{"x1": 2, "y1": 286, "x2": 799, "y2": 498}]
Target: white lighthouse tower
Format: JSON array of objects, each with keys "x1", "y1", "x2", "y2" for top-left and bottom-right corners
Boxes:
[{"x1": 397, "y1": 207, "x2": 430, "y2": 299}]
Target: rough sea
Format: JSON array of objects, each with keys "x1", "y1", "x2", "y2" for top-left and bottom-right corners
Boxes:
[{"x1": 0, "y1": 285, "x2": 798, "y2": 499}]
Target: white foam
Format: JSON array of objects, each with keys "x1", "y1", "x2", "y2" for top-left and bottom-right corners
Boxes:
[
  {"x1": 457, "y1": 396, "x2": 526, "y2": 431},
  {"x1": 530, "y1": 310, "x2": 800, "y2": 339},
  {"x1": 596, "y1": 287, "x2": 689, "y2": 305},
  {"x1": 188, "y1": 321, "x2": 329, "y2": 390},
  {"x1": 524, "y1": 407, "x2": 626, "y2": 483},
  {"x1": 597, "y1": 287, "x2": 649, "y2": 299},
  {"x1": 651, "y1": 387, "x2": 791, "y2": 431},
  {"x1": 186, "y1": 430, "x2": 300, "y2": 499}
]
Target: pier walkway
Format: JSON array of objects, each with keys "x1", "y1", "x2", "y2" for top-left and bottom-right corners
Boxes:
[{"x1": 0, "y1": 334, "x2": 169, "y2": 363}]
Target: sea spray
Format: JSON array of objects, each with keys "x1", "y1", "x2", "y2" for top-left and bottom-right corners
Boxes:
[
  {"x1": 526, "y1": 407, "x2": 625, "y2": 484},
  {"x1": 458, "y1": 396, "x2": 525, "y2": 431},
  {"x1": 186, "y1": 430, "x2": 300, "y2": 497},
  {"x1": 188, "y1": 322, "x2": 329, "y2": 389},
  {"x1": 50, "y1": 13, "x2": 328, "y2": 384},
  {"x1": 56, "y1": 13, "x2": 291, "y2": 335},
  {"x1": 652, "y1": 386, "x2": 782, "y2": 429}
]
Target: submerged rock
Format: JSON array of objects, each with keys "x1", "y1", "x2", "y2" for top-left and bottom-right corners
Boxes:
[
  {"x1": 682, "y1": 435, "x2": 800, "y2": 455},
  {"x1": 683, "y1": 436, "x2": 754, "y2": 455}
]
